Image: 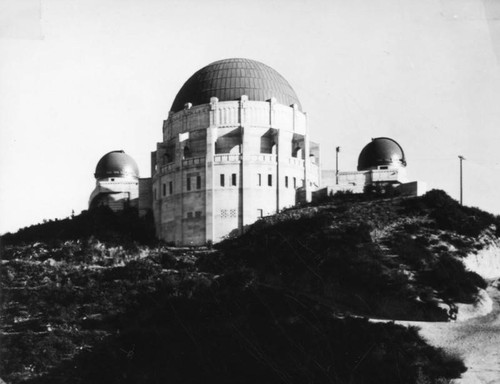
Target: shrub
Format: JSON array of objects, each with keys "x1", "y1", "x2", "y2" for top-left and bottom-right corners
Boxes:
[
  {"x1": 420, "y1": 254, "x2": 487, "y2": 303},
  {"x1": 404, "y1": 190, "x2": 500, "y2": 237}
]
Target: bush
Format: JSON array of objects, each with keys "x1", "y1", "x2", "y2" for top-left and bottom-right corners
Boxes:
[
  {"x1": 2, "y1": 207, "x2": 157, "y2": 246},
  {"x1": 404, "y1": 190, "x2": 500, "y2": 237},
  {"x1": 420, "y1": 254, "x2": 487, "y2": 303},
  {"x1": 21, "y1": 286, "x2": 466, "y2": 384}
]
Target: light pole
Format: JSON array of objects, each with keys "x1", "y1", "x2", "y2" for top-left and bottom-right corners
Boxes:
[
  {"x1": 336, "y1": 146, "x2": 341, "y2": 185},
  {"x1": 458, "y1": 155, "x2": 465, "y2": 205}
]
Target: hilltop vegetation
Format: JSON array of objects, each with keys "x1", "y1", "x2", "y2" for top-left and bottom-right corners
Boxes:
[
  {"x1": 3, "y1": 190, "x2": 497, "y2": 384},
  {"x1": 1, "y1": 206, "x2": 156, "y2": 246},
  {"x1": 210, "y1": 190, "x2": 493, "y2": 320}
]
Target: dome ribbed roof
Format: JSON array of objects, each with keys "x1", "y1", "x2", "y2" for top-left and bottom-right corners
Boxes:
[
  {"x1": 94, "y1": 150, "x2": 139, "y2": 179},
  {"x1": 357, "y1": 138, "x2": 406, "y2": 171},
  {"x1": 170, "y1": 58, "x2": 301, "y2": 113}
]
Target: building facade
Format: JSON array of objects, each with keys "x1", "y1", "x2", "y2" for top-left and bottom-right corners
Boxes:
[{"x1": 149, "y1": 58, "x2": 320, "y2": 245}]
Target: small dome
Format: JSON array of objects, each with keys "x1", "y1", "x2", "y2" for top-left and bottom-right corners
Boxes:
[
  {"x1": 170, "y1": 58, "x2": 301, "y2": 113},
  {"x1": 94, "y1": 150, "x2": 139, "y2": 179},
  {"x1": 357, "y1": 137, "x2": 406, "y2": 171}
]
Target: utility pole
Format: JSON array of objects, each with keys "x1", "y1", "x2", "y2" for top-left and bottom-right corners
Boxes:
[
  {"x1": 336, "y1": 146, "x2": 341, "y2": 185},
  {"x1": 458, "y1": 155, "x2": 465, "y2": 205}
]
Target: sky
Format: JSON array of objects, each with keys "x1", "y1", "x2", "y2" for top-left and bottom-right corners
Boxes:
[{"x1": 1, "y1": 0, "x2": 500, "y2": 234}]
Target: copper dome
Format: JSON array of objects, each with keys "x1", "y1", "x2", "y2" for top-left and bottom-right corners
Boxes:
[
  {"x1": 170, "y1": 58, "x2": 302, "y2": 113},
  {"x1": 94, "y1": 150, "x2": 139, "y2": 179},
  {"x1": 357, "y1": 138, "x2": 406, "y2": 171}
]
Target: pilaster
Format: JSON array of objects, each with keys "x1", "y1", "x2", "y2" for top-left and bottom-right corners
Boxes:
[
  {"x1": 205, "y1": 124, "x2": 216, "y2": 243},
  {"x1": 304, "y1": 113, "x2": 312, "y2": 202}
]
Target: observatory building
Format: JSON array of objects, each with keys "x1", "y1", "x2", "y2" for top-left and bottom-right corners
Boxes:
[
  {"x1": 89, "y1": 150, "x2": 141, "y2": 211},
  {"x1": 149, "y1": 58, "x2": 320, "y2": 245},
  {"x1": 321, "y1": 137, "x2": 426, "y2": 196},
  {"x1": 89, "y1": 59, "x2": 426, "y2": 246}
]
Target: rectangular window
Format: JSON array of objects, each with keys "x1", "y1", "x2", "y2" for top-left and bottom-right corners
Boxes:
[
  {"x1": 293, "y1": 177, "x2": 297, "y2": 189},
  {"x1": 187, "y1": 212, "x2": 193, "y2": 219},
  {"x1": 196, "y1": 175, "x2": 201, "y2": 189},
  {"x1": 285, "y1": 176, "x2": 289, "y2": 188},
  {"x1": 268, "y1": 174, "x2": 272, "y2": 186},
  {"x1": 187, "y1": 177, "x2": 191, "y2": 191},
  {"x1": 162, "y1": 183, "x2": 166, "y2": 196},
  {"x1": 258, "y1": 173, "x2": 262, "y2": 186},
  {"x1": 220, "y1": 174, "x2": 225, "y2": 187},
  {"x1": 169, "y1": 181, "x2": 173, "y2": 195},
  {"x1": 232, "y1": 173, "x2": 237, "y2": 186},
  {"x1": 195, "y1": 211, "x2": 202, "y2": 218}
]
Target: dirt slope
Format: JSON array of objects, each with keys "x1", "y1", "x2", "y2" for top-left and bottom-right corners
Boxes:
[{"x1": 408, "y1": 283, "x2": 500, "y2": 384}]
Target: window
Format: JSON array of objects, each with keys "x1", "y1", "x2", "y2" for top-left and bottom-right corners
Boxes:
[
  {"x1": 187, "y1": 212, "x2": 193, "y2": 219},
  {"x1": 268, "y1": 174, "x2": 272, "y2": 186},
  {"x1": 187, "y1": 177, "x2": 191, "y2": 191},
  {"x1": 196, "y1": 175, "x2": 201, "y2": 189},
  {"x1": 257, "y1": 209, "x2": 263, "y2": 218},
  {"x1": 183, "y1": 146, "x2": 191, "y2": 159},
  {"x1": 258, "y1": 173, "x2": 262, "y2": 186},
  {"x1": 232, "y1": 173, "x2": 237, "y2": 186},
  {"x1": 220, "y1": 174, "x2": 225, "y2": 187},
  {"x1": 285, "y1": 176, "x2": 289, "y2": 188},
  {"x1": 292, "y1": 146, "x2": 302, "y2": 158},
  {"x1": 154, "y1": 188, "x2": 157, "y2": 199},
  {"x1": 169, "y1": 181, "x2": 173, "y2": 195},
  {"x1": 195, "y1": 211, "x2": 202, "y2": 218},
  {"x1": 162, "y1": 183, "x2": 166, "y2": 196},
  {"x1": 293, "y1": 177, "x2": 297, "y2": 189}
]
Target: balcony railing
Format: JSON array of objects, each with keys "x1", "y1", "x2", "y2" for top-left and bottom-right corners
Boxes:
[
  {"x1": 160, "y1": 162, "x2": 175, "y2": 173},
  {"x1": 247, "y1": 154, "x2": 276, "y2": 163},
  {"x1": 288, "y1": 157, "x2": 304, "y2": 167},
  {"x1": 214, "y1": 154, "x2": 242, "y2": 163},
  {"x1": 182, "y1": 156, "x2": 205, "y2": 167}
]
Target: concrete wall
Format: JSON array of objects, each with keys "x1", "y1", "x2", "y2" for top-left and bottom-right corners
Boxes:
[
  {"x1": 89, "y1": 177, "x2": 139, "y2": 211},
  {"x1": 138, "y1": 178, "x2": 152, "y2": 216}
]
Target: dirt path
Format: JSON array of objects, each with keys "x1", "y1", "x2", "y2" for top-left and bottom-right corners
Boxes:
[{"x1": 403, "y1": 283, "x2": 500, "y2": 384}]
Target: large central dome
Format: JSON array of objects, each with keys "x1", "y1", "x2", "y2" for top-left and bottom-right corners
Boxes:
[{"x1": 170, "y1": 58, "x2": 302, "y2": 113}]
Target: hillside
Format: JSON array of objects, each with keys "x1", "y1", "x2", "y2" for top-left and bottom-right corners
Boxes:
[{"x1": 2, "y1": 190, "x2": 499, "y2": 384}]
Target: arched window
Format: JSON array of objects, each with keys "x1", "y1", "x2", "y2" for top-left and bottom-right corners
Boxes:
[
  {"x1": 292, "y1": 146, "x2": 302, "y2": 158},
  {"x1": 229, "y1": 144, "x2": 241, "y2": 154},
  {"x1": 260, "y1": 131, "x2": 275, "y2": 154},
  {"x1": 183, "y1": 146, "x2": 191, "y2": 159}
]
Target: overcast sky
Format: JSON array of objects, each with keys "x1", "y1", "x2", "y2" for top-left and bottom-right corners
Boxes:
[{"x1": 1, "y1": 0, "x2": 500, "y2": 234}]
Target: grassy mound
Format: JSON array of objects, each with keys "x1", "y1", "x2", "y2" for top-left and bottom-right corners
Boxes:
[
  {"x1": 4, "y1": 190, "x2": 491, "y2": 383},
  {"x1": 1, "y1": 241, "x2": 465, "y2": 384}
]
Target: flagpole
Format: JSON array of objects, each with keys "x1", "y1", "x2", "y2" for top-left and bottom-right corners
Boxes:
[{"x1": 336, "y1": 147, "x2": 340, "y2": 185}]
